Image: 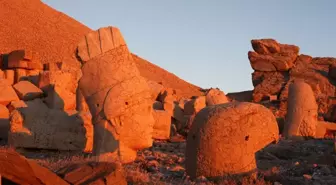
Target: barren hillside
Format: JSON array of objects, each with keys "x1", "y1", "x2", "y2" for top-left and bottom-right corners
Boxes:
[{"x1": 0, "y1": 0, "x2": 202, "y2": 98}]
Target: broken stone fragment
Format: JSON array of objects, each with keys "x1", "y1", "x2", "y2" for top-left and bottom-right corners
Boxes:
[
  {"x1": 0, "y1": 149, "x2": 69, "y2": 185},
  {"x1": 186, "y1": 102, "x2": 279, "y2": 179},
  {"x1": 184, "y1": 96, "x2": 206, "y2": 115},
  {"x1": 13, "y1": 80, "x2": 43, "y2": 101},
  {"x1": 152, "y1": 110, "x2": 172, "y2": 140},
  {"x1": 8, "y1": 99, "x2": 93, "y2": 152},
  {"x1": 0, "y1": 79, "x2": 19, "y2": 106}
]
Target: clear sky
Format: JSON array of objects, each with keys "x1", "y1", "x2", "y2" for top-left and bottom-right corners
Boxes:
[{"x1": 42, "y1": 0, "x2": 336, "y2": 93}]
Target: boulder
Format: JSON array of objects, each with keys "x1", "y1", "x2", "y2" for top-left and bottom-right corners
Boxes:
[
  {"x1": 13, "y1": 80, "x2": 43, "y2": 101},
  {"x1": 251, "y1": 39, "x2": 280, "y2": 54},
  {"x1": 152, "y1": 110, "x2": 172, "y2": 140},
  {"x1": 205, "y1": 88, "x2": 229, "y2": 106},
  {"x1": 0, "y1": 104, "x2": 9, "y2": 140},
  {"x1": 78, "y1": 26, "x2": 154, "y2": 163},
  {"x1": 184, "y1": 96, "x2": 206, "y2": 115},
  {"x1": 185, "y1": 102, "x2": 279, "y2": 179},
  {"x1": 57, "y1": 162, "x2": 127, "y2": 185},
  {"x1": 77, "y1": 26, "x2": 126, "y2": 63},
  {"x1": 0, "y1": 79, "x2": 19, "y2": 106},
  {"x1": 0, "y1": 149, "x2": 69, "y2": 185},
  {"x1": 8, "y1": 99, "x2": 93, "y2": 152}
]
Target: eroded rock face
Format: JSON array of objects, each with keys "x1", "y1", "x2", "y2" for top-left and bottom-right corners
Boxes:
[
  {"x1": 249, "y1": 39, "x2": 299, "y2": 72},
  {"x1": 0, "y1": 149, "x2": 69, "y2": 185},
  {"x1": 78, "y1": 26, "x2": 154, "y2": 163},
  {"x1": 8, "y1": 99, "x2": 93, "y2": 151},
  {"x1": 184, "y1": 96, "x2": 206, "y2": 116},
  {"x1": 185, "y1": 102, "x2": 279, "y2": 179},
  {"x1": 284, "y1": 80, "x2": 318, "y2": 139},
  {"x1": 0, "y1": 79, "x2": 19, "y2": 106},
  {"x1": 205, "y1": 88, "x2": 229, "y2": 106}
]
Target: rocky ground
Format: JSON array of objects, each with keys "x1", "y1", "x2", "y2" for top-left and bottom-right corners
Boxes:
[{"x1": 2, "y1": 137, "x2": 334, "y2": 185}]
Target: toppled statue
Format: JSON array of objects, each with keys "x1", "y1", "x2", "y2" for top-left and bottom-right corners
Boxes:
[
  {"x1": 185, "y1": 102, "x2": 279, "y2": 179},
  {"x1": 77, "y1": 26, "x2": 155, "y2": 163}
]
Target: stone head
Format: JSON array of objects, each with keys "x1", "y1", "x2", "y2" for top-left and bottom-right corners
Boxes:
[{"x1": 186, "y1": 102, "x2": 279, "y2": 179}]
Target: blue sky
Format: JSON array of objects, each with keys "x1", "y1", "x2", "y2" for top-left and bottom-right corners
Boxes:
[{"x1": 42, "y1": 0, "x2": 336, "y2": 93}]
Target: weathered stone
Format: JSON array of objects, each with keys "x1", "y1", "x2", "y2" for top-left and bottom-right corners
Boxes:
[
  {"x1": 9, "y1": 99, "x2": 93, "y2": 151},
  {"x1": 158, "y1": 88, "x2": 177, "y2": 103},
  {"x1": 186, "y1": 102, "x2": 279, "y2": 179},
  {"x1": 0, "y1": 149, "x2": 69, "y2": 185},
  {"x1": 251, "y1": 39, "x2": 281, "y2": 54},
  {"x1": 152, "y1": 110, "x2": 171, "y2": 140},
  {"x1": 284, "y1": 80, "x2": 317, "y2": 139},
  {"x1": 0, "y1": 104, "x2": 9, "y2": 140},
  {"x1": 13, "y1": 80, "x2": 43, "y2": 101},
  {"x1": 248, "y1": 51, "x2": 297, "y2": 71},
  {"x1": 39, "y1": 70, "x2": 79, "y2": 110},
  {"x1": 205, "y1": 88, "x2": 229, "y2": 106},
  {"x1": 26, "y1": 69, "x2": 41, "y2": 86},
  {"x1": 77, "y1": 26, "x2": 126, "y2": 63},
  {"x1": 78, "y1": 26, "x2": 154, "y2": 163},
  {"x1": 57, "y1": 162, "x2": 127, "y2": 185},
  {"x1": 252, "y1": 71, "x2": 289, "y2": 102},
  {"x1": 184, "y1": 96, "x2": 206, "y2": 115},
  {"x1": 0, "y1": 79, "x2": 19, "y2": 106}
]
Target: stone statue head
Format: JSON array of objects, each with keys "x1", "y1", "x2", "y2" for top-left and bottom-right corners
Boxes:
[{"x1": 77, "y1": 26, "x2": 154, "y2": 163}]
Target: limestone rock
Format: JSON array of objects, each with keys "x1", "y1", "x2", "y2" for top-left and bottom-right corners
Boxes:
[
  {"x1": 152, "y1": 110, "x2": 171, "y2": 140},
  {"x1": 0, "y1": 149, "x2": 69, "y2": 185},
  {"x1": 186, "y1": 102, "x2": 279, "y2": 179},
  {"x1": 9, "y1": 99, "x2": 93, "y2": 151},
  {"x1": 0, "y1": 79, "x2": 19, "y2": 106},
  {"x1": 284, "y1": 80, "x2": 318, "y2": 139},
  {"x1": 78, "y1": 26, "x2": 154, "y2": 163},
  {"x1": 205, "y1": 88, "x2": 229, "y2": 106},
  {"x1": 0, "y1": 104, "x2": 9, "y2": 140},
  {"x1": 13, "y1": 80, "x2": 43, "y2": 101},
  {"x1": 57, "y1": 162, "x2": 127, "y2": 185},
  {"x1": 184, "y1": 96, "x2": 206, "y2": 115},
  {"x1": 77, "y1": 26, "x2": 126, "y2": 63}
]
